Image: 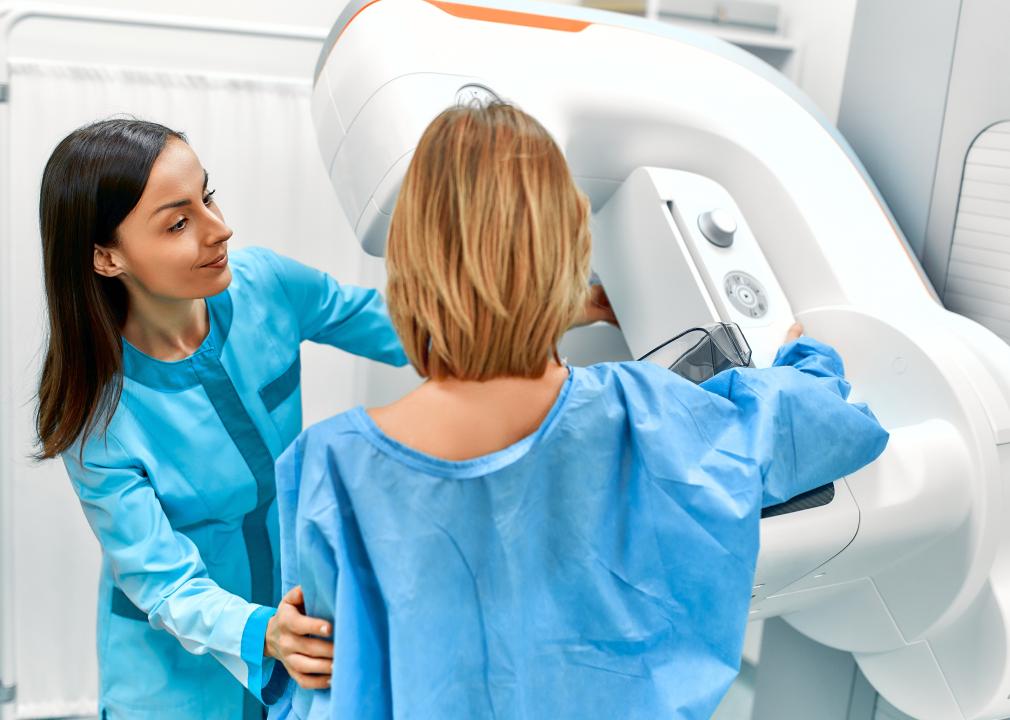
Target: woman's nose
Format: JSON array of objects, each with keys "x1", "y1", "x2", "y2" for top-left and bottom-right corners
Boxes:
[
  {"x1": 205, "y1": 208, "x2": 233, "y2": 245},
  {"x1": 213, "y1": 222, "x2": 234, "y2": 245}
]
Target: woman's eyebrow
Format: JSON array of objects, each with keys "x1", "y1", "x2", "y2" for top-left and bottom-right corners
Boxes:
[
  {"x1": 150, "y1": 197, "x2": 191, "y2": 218},
  {"x1": 149, "y1": 170, "x2": 210, "y2": 219}
]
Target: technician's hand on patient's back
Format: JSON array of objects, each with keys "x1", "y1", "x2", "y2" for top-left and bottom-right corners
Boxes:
[{"x1": 266, "y1": 586, "x2": 335, "y2": 690}]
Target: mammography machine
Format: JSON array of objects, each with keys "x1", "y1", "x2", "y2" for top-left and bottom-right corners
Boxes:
[{"x1": 309, "y1": 1, "x2": 1010, "y2": 717}]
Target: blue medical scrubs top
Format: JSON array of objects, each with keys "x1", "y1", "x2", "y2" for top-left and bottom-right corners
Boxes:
[
  {"x1": 271, "y1": 338, "x2": 888, "y2": 720},
  {"x1": 63, "y1": 247, "x2": 407, "y2": 720}
]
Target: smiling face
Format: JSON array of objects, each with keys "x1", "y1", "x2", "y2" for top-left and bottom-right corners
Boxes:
[{"x1": 94, "y1": 138, "x2": 233, "y2": 300}]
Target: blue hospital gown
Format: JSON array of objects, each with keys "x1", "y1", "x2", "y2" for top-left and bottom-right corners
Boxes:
[
  {"x1": 271, "y1": 338, "x2": 889, "y2": 720},
  {"x1": 63, "y1": 247, "x2": 407, "y2": 719}
]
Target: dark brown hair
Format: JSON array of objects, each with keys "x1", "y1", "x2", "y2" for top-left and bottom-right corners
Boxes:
[{"x1": 35, "y1": 118, "x2": 185, "y2": 459}]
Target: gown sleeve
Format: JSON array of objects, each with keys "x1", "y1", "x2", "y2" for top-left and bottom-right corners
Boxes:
[
  {"x1": 698, "y1": 336, "x2": 890, "y2": 506},
  {"x1": 255, "y1": 248, "x2": 407, "y2": 367},
  {"x1": 64, "y1": 431, "x2": 288, "y2": 705}
]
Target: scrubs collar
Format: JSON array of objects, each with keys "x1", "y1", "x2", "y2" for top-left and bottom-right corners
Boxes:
[{"x1": 121, "y1": 290, "x2": 234, "y2": 391}]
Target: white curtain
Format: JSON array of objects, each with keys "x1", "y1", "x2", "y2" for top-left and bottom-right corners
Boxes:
[{"x1": 6, "y1": 58, "x2": 417, "y2": 718}]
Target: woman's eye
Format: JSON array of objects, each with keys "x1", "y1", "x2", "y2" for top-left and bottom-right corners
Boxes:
[
  {"x1": 170, "y1": 218, "x2": 187, "y2": 233},
  {"x1": 203, "y1": 189, "x2": 216, "y2": 206}
]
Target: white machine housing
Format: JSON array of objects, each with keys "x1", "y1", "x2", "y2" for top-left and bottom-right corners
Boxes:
[{"x1": 311, "y1": 1, "x2": 1010, "y2": 717}]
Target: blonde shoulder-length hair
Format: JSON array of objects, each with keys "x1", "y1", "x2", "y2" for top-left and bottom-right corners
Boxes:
[{"x1": 386, "y1": 102, "x2": 591, "y2": 381}]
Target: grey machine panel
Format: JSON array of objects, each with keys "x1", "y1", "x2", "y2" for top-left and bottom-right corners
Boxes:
[
  {"x1": 943, "y1": 122, "x2": 1010, "y2": 343},
  {"x1": 837, "y1": 0, "x2": 962, "y2": 263},
  {"x1": 839, "y1": 0, "x2": 1010, "y2": 341},
  {"x1": 924, "y1": 0, "x2": 1010, "y2": 329}
]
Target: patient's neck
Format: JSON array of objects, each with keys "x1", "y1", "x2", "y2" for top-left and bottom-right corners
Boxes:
[{"x1": 367, "y1": 362, "x2": 570, "y2": 462}]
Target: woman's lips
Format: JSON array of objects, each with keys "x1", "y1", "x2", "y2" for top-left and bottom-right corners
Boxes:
[{"x1": 201, "y1": 253, "x2": 228, "y2": 269}]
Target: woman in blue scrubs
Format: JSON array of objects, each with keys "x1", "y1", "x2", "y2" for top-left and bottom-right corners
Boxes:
[
  {"x1": 34, "y1": 118, "x2": 407, "y2": 719},
  {"x1": 271, "y1": 104, "x2": 890, "y2": 719}
]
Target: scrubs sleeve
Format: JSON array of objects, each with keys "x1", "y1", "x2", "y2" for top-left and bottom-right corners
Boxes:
[
  {"x1": 256, "y1": 248, "x2": 407, "y2": 367},
  {"x1": 64, "y1": 431, "x2": 288, "y2": 705},
  {"x1": 699, "y1": 336, "x2": 889, "y2": 506}
]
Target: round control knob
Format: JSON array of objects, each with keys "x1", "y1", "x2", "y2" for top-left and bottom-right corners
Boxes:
[{"x1": 698, "y1": 209, "x2": 737, "y2": 248}]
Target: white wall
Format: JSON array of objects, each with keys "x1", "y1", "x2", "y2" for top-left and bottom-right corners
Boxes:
[
  {"x1": 778, "y1": 0, "x2": 859, "y2": 123},
  {"x1": 39, "y1": 0, "x2": 583, "y2": 19},
  {"x1": 20, "y1": 0, "x2": 345, "y2": 28}
]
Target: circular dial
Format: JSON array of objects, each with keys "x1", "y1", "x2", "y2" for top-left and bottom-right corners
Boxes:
[{"x1": 725, "y1": 271, "x2": 769, "y2": 319}]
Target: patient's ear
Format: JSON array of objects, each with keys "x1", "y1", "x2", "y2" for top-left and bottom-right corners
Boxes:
[{"x1": 94, "y1": 244, "x2": 126, "y2": 278}]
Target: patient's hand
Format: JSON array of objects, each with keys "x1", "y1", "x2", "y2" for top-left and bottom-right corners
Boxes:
[
  {"x1": 573, "y1": 284, "x2": 618, "y2": 327},
  {"x1": 785, "y1": 322, "x2": 804, "y2": 343},
  {"x1": 265, "y1": 586, "x2": 335, "y2": 690}
]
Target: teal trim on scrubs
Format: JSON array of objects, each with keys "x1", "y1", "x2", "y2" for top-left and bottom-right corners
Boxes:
[
  {"x1": 261, "y1": 357, "x2": 302, "y2": 413},
  {"x1": 194, "y1": 352, "x2": 278, "y2": 608},
  {"x1": 64, "y1": 247, "x2": 408, "y2": 719},
  {"x1": 110, "y1": 586, "x2": 147, "y2": 622},
  {"x1": 270, "y1": 338, "x2": 888, "y2": 720},
  {"x1": 243, "y1": 607, "x2": 287, "y2": 716}
]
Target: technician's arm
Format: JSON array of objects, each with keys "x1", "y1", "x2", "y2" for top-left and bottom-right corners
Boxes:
[
  {"x1": 64, "y1": 433, "x2": 289, "y2": 705},
  {"x1": 259, "y1": 249, "x2": 408, "y2": 367}
]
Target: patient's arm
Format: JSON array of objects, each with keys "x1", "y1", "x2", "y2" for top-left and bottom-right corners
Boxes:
[{"x1": 571, "y1": 284, "x2": 618, "y2": 327}]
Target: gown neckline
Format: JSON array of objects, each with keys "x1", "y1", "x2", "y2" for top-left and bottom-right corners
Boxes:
[{"x1": 347, "y1": 365, "x2": 577, "y2": 478}]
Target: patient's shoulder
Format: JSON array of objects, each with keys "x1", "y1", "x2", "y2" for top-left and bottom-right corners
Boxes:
[
  {"x1": 573, "y1": 361, "x2": 714, "y2": 433},
  {"x1": 578, "y1": 360, "x2": 693, "y2": 397},
  {"x1": 292, "y1": 409, "x2": 369, "y2": 456}
]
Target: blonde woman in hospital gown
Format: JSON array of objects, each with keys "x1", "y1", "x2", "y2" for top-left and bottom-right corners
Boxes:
[{"x1": 271, "y1": 104, "x2": 889, "y2": 720}]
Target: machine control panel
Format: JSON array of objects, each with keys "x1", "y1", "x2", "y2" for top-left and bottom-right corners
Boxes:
[
  {"x1": 591, "y1": 168, "x2": 795, "y2": 368},
  {"x1": 725, "y1": 271, "x2": 769, "y2": 319}
]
